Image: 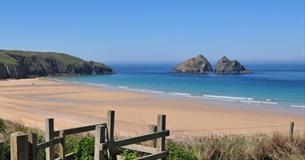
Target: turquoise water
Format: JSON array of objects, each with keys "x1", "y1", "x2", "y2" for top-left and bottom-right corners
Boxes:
[{"x1": 56, "y1": 63, "x2": 305, "y2": 108}]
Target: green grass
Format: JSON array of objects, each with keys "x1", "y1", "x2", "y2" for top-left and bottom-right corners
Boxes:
[
  {"x1": 0, "y1": 50, "x2": 84, "y2": 65},
  {"x1": 1, "y1": 118, "x2": 304, "y2": 160},
  {"x1": 0, "y1": 53, "x2": 18, "y2": 64}
]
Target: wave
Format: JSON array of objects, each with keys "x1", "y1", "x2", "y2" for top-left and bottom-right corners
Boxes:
[
  {"x1": 52, "y1": 78, "x2": 298, "y2": 108},
  {"x1": 113, "y1": 85, "x2": 281, "y2": 106},
  {"x1": 203, "y1": 94, "x2": 254, "y2": 101},
  {"x1": 150, "y1": 90, "x2": 165, "y2": 94},
  {"x1": 239, "y1": 100, "x2": 278, "y2": 105},
  {"x1": 290, "y1": 105, "x2": 305, "y2": 108},
  {"x1": 169, "y1": 92, "x2": 191, "y2": 96},
  {"x1": 117, "y1": 85, "x2": 129, "y2": 89}
]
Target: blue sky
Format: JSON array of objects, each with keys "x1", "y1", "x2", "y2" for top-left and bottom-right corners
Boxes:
[{"x1": 0, "y1": 0, "x2": 304, "y2": 63}]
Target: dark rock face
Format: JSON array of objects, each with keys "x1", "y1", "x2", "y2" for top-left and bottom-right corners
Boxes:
[
  {"x1": 175, "y1": 55, "x2": 213, "y2": 73},
  {"x1": 0, "y1": 50, "x2": 113, "y2": 79},
  {"x1": 216, "y1": 56, "x2": 252, "y2": 74}
]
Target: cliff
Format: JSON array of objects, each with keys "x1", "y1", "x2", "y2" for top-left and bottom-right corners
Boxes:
[{"x1": 0, "y1": 50, "x2": 112, "y2": 79}]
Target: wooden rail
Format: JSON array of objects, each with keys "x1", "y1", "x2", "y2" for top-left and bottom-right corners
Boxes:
[
  {"x1": 53, "y1": 124, "x2": 100, "y2": 137},
  {"x1": 37, "y1": 137, "x2": 63, "y2": 149},
  {"x1": 0, "y1": 141, "x2": 4, "y2": 160},
  {"x1": 95, "y1": 111, "x2": 169, "y2": 160},
  {"x1": 9, "y1": 110, "x2": 170, "y2": 160},
  {"x1": 106, "y1": 130, "x2": 169, "y2": 148}
]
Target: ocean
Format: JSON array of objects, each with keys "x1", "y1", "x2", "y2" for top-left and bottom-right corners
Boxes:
[{"x1": 55, "y1": 63, "x2": 305, "y2": 108}]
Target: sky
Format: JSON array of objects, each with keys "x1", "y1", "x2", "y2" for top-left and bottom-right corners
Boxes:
[{"x1": 0, "y1": 0, "x2": 304, "y2": 64}]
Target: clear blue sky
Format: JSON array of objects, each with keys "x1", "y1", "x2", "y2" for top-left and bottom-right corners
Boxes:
[{"x1": 1, "y1": 0, "x2": 304, "y2": 64}]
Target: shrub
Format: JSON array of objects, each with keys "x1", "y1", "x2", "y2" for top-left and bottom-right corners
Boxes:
[
  {"x1": 120, "y1": 149, "x2": 138, "y2": 160},
  {"x1": 73, "y1": 136, "x2": 95, "y2": 160},
  {"x1": 168, "y1": 142, "x2": 198, "y2": 160},
  {"x1": 0, "y1": 118, "x2": 5, "y2": 133}
]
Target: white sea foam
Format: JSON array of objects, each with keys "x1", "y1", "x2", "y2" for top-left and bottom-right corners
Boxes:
[
  {"x1": 117, "y1": 85, "x2": 129, "y2": 89},
  {"x1": 203, "y1": 94, "x2": 253, "y2": 101},
  {"x1": 186, "y1": 95, "x2": 204, "y2": 99},
  {"x1": 129, "y1": 88, "x2": 148, "y2": 93},
  {"x1": 150, "y1": 90, "x2": 165, "y2": 94},
  {"x1": 169, "y1": 92, "x2": 191, "y2": 96},
  {"x1": 239, "y1": 100, "x2": 278, "y2": 105},
  {"x1": 290, "y1": 105, "x2": 305, "y2": 108}
]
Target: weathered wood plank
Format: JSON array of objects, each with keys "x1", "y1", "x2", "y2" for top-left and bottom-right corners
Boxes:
[
  {"x1": 65, "y1": 152, "x2": 77, "y2": 160},
  {"x1": 136, "y1": 151, "x2": 168, "y2": 160},
  {"x1": 28, "y1": 133, "x2": 38, "y2": 160},
  {"x1": 107, "y1": 110, "x2": 117, "y2": 160},
  {"x1": 157, "y1": 115, "x2": 167, "y2": 160},
  {"x1": 95, "y1": 125, "x2": 106, "y2": 160},
  {"x1": 107, "y1": 130, "x2": 169, "y2": 148},
  {"x1": 45, "y1": 118, "x2": 55, "y2": 160},
  {"x1": 10, "y1": 132, "x2": 29, "y2": 160},
  {"x1": 121, "y1": 144, "x2": 158, "y2": 154},
  {"x1": 54, "y1": 124, "x2": 100, "y2": 137},
  {"x1": 37, "y1": 137, "x2": 63, "y2": 150},
  {"x1": 55, "y1": 152, "x2": 76, "y2": 160},
  {"x1": 59, "y1": 131, "x2": 65, "y2": 160},
  {"x1": 289, "y1": 122, "x2": 294, "y2": 140},
  {"x1": 148, "y1": 124, "x2": 157, "y2": 148},
  {"x1": 0, "y1": 141, "x2": 4, "y2": 160}
]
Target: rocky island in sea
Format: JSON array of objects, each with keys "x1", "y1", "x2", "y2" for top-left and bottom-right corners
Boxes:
[
  {"x1": 174, "y1": 54, "x2": 252, "y2": 74},
  {"x1": 0, "y1": 50, "x2": 112, "y2": 79},
  {"x1": 215, "y1": 56, "x2": 252, "y2": 74},
  {"x1": 174, "y1": 55, "x2": 213, "y2": 73}
]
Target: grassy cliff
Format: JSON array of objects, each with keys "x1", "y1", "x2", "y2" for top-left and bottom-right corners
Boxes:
[{"x1": 0, "y1": 50, "x2": 112, "y2": 79}]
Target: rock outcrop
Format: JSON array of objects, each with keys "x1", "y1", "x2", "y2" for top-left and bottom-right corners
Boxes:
[
  {"x1": 175, "y1": 55, "x2": 213, "y2": 73},
  {"x1": 215, "y1": 56, "x2": 251, "y2": 74},
  {"x1": 0, "y1": 50, "x2": 113, "y2": 79}
]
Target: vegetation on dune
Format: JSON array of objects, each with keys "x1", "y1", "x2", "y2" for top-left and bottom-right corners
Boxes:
[{"x1": 1, "y1": 118, "x2": 304, "y2": 160}]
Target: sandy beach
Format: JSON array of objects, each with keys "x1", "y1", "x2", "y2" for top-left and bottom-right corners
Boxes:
[{"x1": 0, "y1": 78, "x2": 304, "y2": 138}]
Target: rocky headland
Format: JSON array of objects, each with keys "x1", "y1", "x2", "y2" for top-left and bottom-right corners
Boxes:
[{"x1": 0, "y1": 50, "x2": 112, "y2": 79}]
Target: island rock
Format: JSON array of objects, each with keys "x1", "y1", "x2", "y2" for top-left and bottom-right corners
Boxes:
[
  {"x1": 215, "y1": 56, "x2": 252, "y2": 74},
  {"x1": 175, "y1": 55, "x2": 213, "y2": 73}
]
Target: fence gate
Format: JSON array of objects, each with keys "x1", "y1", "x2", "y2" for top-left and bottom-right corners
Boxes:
[{"x1": 8, "y1": 111, "x2": 170, "y2": 160}]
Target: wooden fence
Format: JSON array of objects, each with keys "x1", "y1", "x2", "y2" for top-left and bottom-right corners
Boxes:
[
  {"x1": 0, "y1": 141, "x2": 4, "y2": 160},
  {"x1": 7, "y1": 111, "x2": 169, "y2": 160}
]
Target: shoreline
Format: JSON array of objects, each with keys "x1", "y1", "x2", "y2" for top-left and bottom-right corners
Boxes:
[
  {"x1": 49, "y1": 77, "x2": 305, "y2": 116},
  {"x1": 49, "y1": 74, "x2": 305, "y2": 109},
  {"x1": 0, "y1": 78, "x2": 304, "y2": 138}
]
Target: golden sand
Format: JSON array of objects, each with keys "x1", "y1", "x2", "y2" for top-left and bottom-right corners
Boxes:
[{"x1": 0, "y1": 78, "x2": 304, "y2": 138}]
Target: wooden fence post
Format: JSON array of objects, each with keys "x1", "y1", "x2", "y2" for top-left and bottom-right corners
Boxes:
[
  {"x1": 95, "y1": 125, "x2": 106, "y2": 160},
  {"x1": 289, "y1": 122, "x2": 294, "y2": 140},
  {"x1": 0, "y1": 141, "x2": 4, "y2": 160},
  {"x1": 157, "y1": 115, "x2": 167, "y2": 160},
  {"x1": 108, "y1": 110, "x2": 117, "y2": 160},
  {"x1": 45, "y1": 118, "x2": 55, "y2": 160},
  {"x1": 59, "y1": 131, "x2": 66, "y2": 160},
  {"x1": 10, "y1": 132, "x2": 29, "y2": 160},
  {"x1": 28, "y1": 133, "x2": 38, "y2": 160},
  {"x1": 148, "y1": 124, "x2": 157, "y2": 147}
]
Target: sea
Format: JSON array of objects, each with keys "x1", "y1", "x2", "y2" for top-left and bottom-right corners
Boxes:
[{"x1": 55, "y1": 63, "x2": 305, "y2": 109}]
